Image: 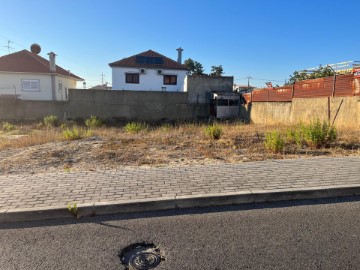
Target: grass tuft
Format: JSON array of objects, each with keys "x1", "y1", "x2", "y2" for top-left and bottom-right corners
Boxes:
[
  {"x1": 205, "y1": 124, "x2": 223, "y2": 140},
  {"x1": 124, "y1": 122, "x2": 148, "y2": 133},
  {"x1": 85, "y1": 115, "x2": 103, "y2": 128},
  {"x1": 43, "y1": 115, "x2": 59, "y2": 127},
  {"x1": 264, "y1": 130, "x2": 284, "y2": 153}
]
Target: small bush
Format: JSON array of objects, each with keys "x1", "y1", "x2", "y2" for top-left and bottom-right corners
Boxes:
[
  {"x1": 205, "y1": 124, "x2": 223, "y2": 140},
  {"x1": 124, "y1": 122, "x2": 148, "y2": 133},
  {"x1": 43, "y1": 115, "x2": 59, "y2": 127},
  {"x1": 62, "y1": 126, "x2": 82, "y2": 140},
  {"x1": 60, "y1": 120, "x2": 77, "y2": 131},
  {"x1": 2, "y1": 122, "x2": 15, "y2": 132},
  {"x1": 85, "y1": 115, "x2": 103, "y2": 128},
  {"x1": 264, "y1": 130, "x2": 284, "y2": 153},
  {"x1": 286, "y1": 126, "x2": 305, "y2": 148},
  {"x1": 302, "y1": 119, "x2": 337, "y2": 148}
]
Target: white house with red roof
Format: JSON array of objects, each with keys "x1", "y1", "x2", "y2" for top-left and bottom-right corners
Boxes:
[
  {"x1": 109, "y1": 49, "x2": 188, "y2": 92},
  {"x1": 0, "y1": 49, "x2": 83, "y2": 101}
]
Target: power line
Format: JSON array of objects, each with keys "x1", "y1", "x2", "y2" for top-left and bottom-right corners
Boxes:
[{"x1": 235, "y1": 77, "x2": 285, "y2": 83}]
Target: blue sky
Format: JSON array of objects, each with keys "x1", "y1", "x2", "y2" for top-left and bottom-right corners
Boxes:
[{"x1": 1, "y1": 0, "x2": 359, "y2": 87}]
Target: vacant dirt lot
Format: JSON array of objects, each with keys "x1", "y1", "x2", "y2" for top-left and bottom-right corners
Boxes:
[{"x1": 0, "y1": 122, "x2": 359, "y2": 175}]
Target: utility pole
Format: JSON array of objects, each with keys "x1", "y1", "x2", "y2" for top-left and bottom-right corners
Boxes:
[
  {"x1": 244, "y1": 76, "x2": 252, "y2": 90},
  {"x1": 4, "y1": 40, "x2": 14, "y2": 54},
  {"x1": 101, "y1": 73, "x2": 105, "y2": 85}
]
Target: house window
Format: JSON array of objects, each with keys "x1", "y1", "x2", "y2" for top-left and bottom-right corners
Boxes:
[
  {"x1": 22, "y1": 79, "x2": 40, "y2": 91},
  {"x1": 125, "y1": 73, "x2": 139, "y2": 84},
  {"x1": 58, "y1": 81, "x2": 63, "y2": 92},
  {"x1": 217, "y1": 99, "x2": 229, "y2": 106},
  {"x1": 163, "y1": 75, "x2": 177, "y2": 85}
]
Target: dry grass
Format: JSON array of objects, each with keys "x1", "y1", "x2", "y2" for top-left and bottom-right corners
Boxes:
[{"x1": 0, "y1": 121, "x2": 358, "y2": 174}]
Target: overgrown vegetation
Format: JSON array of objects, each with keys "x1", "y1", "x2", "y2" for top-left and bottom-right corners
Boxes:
[
  {"x1": 2, "y1": 122, "x2": 15, "y2": 132},
  {"x1": 286, "y1": 120, "x2": 337, "y2": 148},
  {"x1": 124, "y1": 122, "x2": 148, "y2": 133},
  {"x1": 264, "y1": 130, "x2": 284, "y2": 153},
  {"x1": 43, "y1": 115, "x2": 59, "y2": 127},
  {"x1": 205, "y1": 124, "x2": 223, "y2": 140},
  {"x1": 0, "y1": 120, "x2": 356, "y2": 174},
  {"x1": 62, "y1": 126, "x2": 82, "y2": 140},
  {"x1": 85, "y1": 115, "x2": 103, "y2": 128}
]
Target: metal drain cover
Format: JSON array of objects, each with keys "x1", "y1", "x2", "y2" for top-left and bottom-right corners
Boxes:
[{"x1": 120, "y1": 243, "x2": 163, "y2": 270}]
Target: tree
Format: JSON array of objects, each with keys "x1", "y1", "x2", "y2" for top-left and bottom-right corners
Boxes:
[
  {"x1": 184, "y1": 58, "x2": 205, "y2": 75},
  {"x1": 210, "y1": 65, "x2": 223, "y2": 77},
  {"x1": 287, "y1": 65, "x2": 335, "y2": 85}
]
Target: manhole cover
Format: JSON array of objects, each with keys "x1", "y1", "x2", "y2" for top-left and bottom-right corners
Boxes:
[{"x1": 120, "y1": 243, "x2": 164, "y2": 270}]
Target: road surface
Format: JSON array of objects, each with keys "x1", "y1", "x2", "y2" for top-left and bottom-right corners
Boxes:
[{"x1": 1, "y1": 197, "x2": 360, "y2": 269}]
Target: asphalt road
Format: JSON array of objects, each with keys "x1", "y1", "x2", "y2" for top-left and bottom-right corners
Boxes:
[{"x1": 1, "y1": 197, "x2": 360, "y2": 270}]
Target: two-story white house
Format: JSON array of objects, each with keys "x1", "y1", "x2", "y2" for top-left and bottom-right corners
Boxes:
[{"x1": 109, "y1": 49, "x2": 188, "y2": 92}]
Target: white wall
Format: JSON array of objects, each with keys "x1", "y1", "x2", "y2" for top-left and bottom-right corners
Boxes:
[
  {"x1": 0, "y1": 72, "x2": 78, "y2": 101},
  {"x1": 55, "y1": 75, "x2": 77, "y2": 101},
  {"x1": 111, "y1": 67, "x2": 187, "y2": 92},
  {"x1": 0, "y1": 72, "x2": 52, "y2": 100}
]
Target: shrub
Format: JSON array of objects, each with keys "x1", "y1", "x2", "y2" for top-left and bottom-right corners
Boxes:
[
  {"x1": 205, "y1": 124, "x2": 223, "y2": 140},
  {"x1": 264, "y1": 130, "x2": 284, "y2": 153},
  {"x1": 302, "y1": 119, "x2": 337, "y2": 148},
  {"x1": 43, "y1": 115, "x2": 59, "y2": 127},
  {"x1": 2, "y1": 122, "x2": 15, "y2": 132},
  {"x1": 62, "y1": 126, "x2": 82, "y2": 140},
  {"x1": 85, "y1": 115, "x2": 103, "y2": 128},
  {"x1": 124, "y1": 122, "x2": 148, "y2": 133},
  {"x1": 286, "y1": 125, "x2": 305, "y2": 148}
]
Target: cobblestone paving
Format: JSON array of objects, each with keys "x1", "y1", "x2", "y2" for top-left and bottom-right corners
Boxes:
[{"x1": 0, "y1": 157, "x2": 359, "y2": 210}]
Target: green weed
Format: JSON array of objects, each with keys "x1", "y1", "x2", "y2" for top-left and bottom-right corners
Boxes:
[
  {"x1": 264, "y1": 130, "x2": 285, "y2": 153},
  {"x1": 2, "y1": 122, "x2": 15, "y2": 132},
  {"x1": 124, "y1": 122, "x2": 148, "y2": 133},
  {"x1": 205, "y1": 124, "x2": 223, "y2": 140},
  {"x1": 43, "y1": 115, "x2": 59, "y2": 127},
  {"x1": 62, "y1": 126, "x2": 82, "y2": 140},
  {"x1": 85, "y1": 115, "x2": 103, "y2": 128},
  {"x1": 67, "y1": 202, "x2": 78, "y2": 216}
]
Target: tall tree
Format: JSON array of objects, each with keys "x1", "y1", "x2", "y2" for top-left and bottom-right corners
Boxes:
[
  {"x1": 210, "y1": 65, "x2": 223, "y2": 76},
  {"x1": 184, "y1": 58, "x2": 205, "y2": 75}
]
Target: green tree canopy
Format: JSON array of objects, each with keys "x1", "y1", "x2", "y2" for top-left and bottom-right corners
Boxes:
[
  {"x1": 184, "y1": 58, "x2": 205, "y2": 75},
  {"x1": 210, "y1": 65, "x2": 224, "y2": 77},
  {"x1": 287, "y1": 65, "x2": 335, "y2": 85}
]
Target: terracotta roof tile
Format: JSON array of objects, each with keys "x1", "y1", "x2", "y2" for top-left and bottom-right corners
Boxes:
[
  {"x1": 0, "y1": 50, "x2": 83, "y2": 80},
  {"x1": 109, "y1": 50, "x2": 188, "y2": 70}
]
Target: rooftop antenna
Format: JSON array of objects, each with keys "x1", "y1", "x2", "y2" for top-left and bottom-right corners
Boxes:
[{"x1": 3, "y1": 40, "x2": 14, "y2": 54}]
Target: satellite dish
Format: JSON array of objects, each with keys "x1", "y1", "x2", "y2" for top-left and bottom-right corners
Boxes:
[{"x1": 30, "y1": 43, "x2": 41, "y2": 54}]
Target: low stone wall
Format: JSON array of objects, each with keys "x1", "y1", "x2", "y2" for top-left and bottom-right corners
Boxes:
[{"x1": 242, "y1": 96, "x2": 360, "y2": 127}]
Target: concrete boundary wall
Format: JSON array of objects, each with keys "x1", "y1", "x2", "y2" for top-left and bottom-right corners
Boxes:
[
  {"x1": 0, "y1": 89, "x2": 208, "y2": 121},
  {"x1": 243, "y1": 96, "x2": 360, "y2": 127}
]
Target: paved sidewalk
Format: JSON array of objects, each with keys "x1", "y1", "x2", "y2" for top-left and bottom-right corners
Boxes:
[{"x1": 0, "y1": 156, "x2": 359, "y2": 222}]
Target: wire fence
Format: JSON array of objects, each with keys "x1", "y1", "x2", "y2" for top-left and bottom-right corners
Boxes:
[{"x1": 243, "y1": 74, "x2": 360, "y2": 103}]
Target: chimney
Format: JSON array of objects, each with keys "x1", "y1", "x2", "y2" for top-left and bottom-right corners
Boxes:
[
  {"x1": 176, "y1": 47, "x2": 183, "y2": 64},
  {"x1": 47, "y1": 52, "x2": 56, "y2": 72}
]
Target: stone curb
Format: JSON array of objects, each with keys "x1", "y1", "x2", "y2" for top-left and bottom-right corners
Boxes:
[{"x1": 1, "y1": 185, "x2": 360, "y2": 223}]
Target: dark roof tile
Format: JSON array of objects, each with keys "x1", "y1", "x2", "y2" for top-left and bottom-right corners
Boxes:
[{"x1": 109, "y1": 50, "x2": 188, "y2": 70}]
